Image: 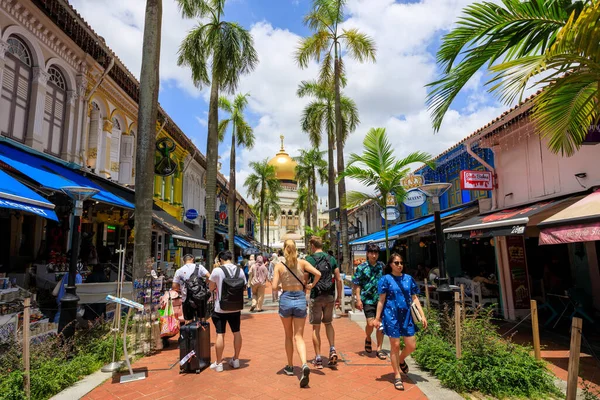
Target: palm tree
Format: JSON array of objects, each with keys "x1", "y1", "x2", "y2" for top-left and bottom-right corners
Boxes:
[
  {"x1": 218, "y1": 93, "x2": 254, "y2": 255},
  {"x1": 176, "y1": 0, "x2": 258, "y2": 267},
  {"x1": 294, "y1": 186, "x2": 311, "y2": 250},
  {"x1": 294, "y1": 148, "x2": 328, "y2": 229},
  {"x1": 338, "y1": 128, "x2": 434, "y2": 260},
  {"x1": 297, "y1": 0, "x2": 376, "y2": 269},
  {"x1": 244, "y1": 159, "x2": 281, "y2": 248},
  {"x1": 297, "y1": 79, "x2": 359, "y2": 254},
  {"x1": 305, "y1": 225, "x2": 330, "y2": 251},
  {"x1": 134, "y1": 0, "x2": 162, "y2": 281},
  {"x1": 427, "y1": 0, "x2": 595, "y2": 156},
  {"x1": 263, "y1": 190, "x2": 281, "y2": 249}
]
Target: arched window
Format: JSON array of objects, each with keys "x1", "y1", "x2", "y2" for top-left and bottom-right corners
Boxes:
[
  {"x1": 1, "y1": 36, "x2": 32, "y2": 142},
  {"x1": 87, "y1": 101, "x2": 102, "y2": 170},
  {"x1": 43, "y1": 66, "x2": 67, "y2": 156}
]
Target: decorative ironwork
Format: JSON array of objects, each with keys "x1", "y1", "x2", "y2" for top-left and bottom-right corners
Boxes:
[
  {"x1": 7, "y1": 37, "x2": 31, "y2": 66},
  {"x1": 154, "y1": 137, "x2": 177, "y2": 176},
  {"x1": 47, "y1": 66, "x2": 66, "y2": 90},
  {"x1": 112, "y1": 117, "x2": 121, "y2": 130}
]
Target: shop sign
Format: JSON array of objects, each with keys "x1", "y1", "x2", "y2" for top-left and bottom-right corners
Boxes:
[
  {"x1": 0, "y1": 198, "x2": 55, "y2": 219},
  {"x1": 506, "y1": 236, "x2": 531, "y2": 309},
  {"x1": 219, "y1": 211, "x2": 227, "y2": 220},
  {"x1": 403, "y1": 189, "x2": 426, "y2": 208},
  {"x1": 106, "y1": 225, "x2": 116, "y2": 233},
  {"x1": 173, "y1": 237, "x2": 208, "y2": 250},
  {"x1": 185, "y1": 209, "x2": 198, "y2": 220},
  {"x1": 219, "y1": 203, "x2": 227, "y2": 213},
  {"x1": 460, "y1": 170, "x2": 493, "y2": 190},
  {"x1": 380, "y1": 206, "x2": 400, "y2": 221},
  {"x1": 400, "y1": 174, "x2": 424, "y2": 190}
]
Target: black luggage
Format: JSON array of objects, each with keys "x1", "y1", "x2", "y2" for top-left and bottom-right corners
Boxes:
[{"x1": 179, "y1": 321, "x2": 211, "y2": 374}]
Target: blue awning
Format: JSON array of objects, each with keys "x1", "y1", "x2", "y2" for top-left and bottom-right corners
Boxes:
[
  {"x1": 0, "y1": 143, "x2": 133, "y2": 209},
  {"x1": 350, "y1": 205, "x2": 471, "y2": 248},
  {"x1": 0, "y1": 170, "x2": 58, "y2": 220},
  {"x1": 234, "y1": 236, "x2": 250, "y2": 249}
]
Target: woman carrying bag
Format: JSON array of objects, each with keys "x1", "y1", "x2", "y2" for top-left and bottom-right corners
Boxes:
[{"x1": 373, "y1": 253, "x2": 427, "y2": 391}]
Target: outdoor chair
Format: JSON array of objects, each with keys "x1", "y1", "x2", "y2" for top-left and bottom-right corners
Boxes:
[
  {"x1": 454, "y1": 277, "x2": 476, "y2": 309},
  {"x1": 472, "y1": 281, "x2": 499, "y2": 312}
]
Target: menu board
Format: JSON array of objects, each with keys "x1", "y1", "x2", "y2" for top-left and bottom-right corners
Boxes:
[{"x1": 506, "y1": 236, "x2": 531, "y2": 309}]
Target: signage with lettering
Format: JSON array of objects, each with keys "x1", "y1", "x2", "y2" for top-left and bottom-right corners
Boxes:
[
  {"x1": 380, "y1": 206, "x2": 400, "y2": 221},
  {"x1": 173, "y1": 237, "x2": 208, "y2": 250},
  {"x1": 403, "y1": 189, "x2": 426, "y2": 208},
  {"x1": 185, "y1": 209, "x2": 198, "y2": 220},
  {"x1": 460, "y1": 170, "x2": 493, "y2": 191},
  {"x1": 507, "y1": 236, "x2": 531, "y2": 309}
]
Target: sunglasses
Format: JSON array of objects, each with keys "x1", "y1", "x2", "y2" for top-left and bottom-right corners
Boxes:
[{"x1": 393, "y1": 261, "x2": 404, "y2": 266}]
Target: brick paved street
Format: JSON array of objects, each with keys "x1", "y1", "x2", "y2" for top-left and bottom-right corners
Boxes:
[{"x1": 84, "y1": 295, "x2": 427, "y2": 400}]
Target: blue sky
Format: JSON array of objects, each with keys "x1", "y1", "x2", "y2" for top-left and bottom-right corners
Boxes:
[{"x1": 71, "y1": 0, "x2": 510, "y2": 200}]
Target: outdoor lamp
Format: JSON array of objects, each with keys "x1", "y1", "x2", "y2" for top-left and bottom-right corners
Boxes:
[
  {"x1": 58, "y1": 186, "x2": 100, "y2": 339},
  {"x1": 418, "y1": 183, "x2": 452, "y2": 295}
]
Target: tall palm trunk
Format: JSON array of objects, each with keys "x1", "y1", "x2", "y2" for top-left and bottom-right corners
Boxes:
[
  {"x1": 311, "y1": 174, "x2": 318, "y2": 229},
  {"x1": 266, "y1": 205, "x2": 270, "y2": 248},
  {"x1": 205, "y1": 69, "x2": 220, "y2": 268},
  {"x1": 259, "y1": 187, "x2": 265, "y2": 247},
  {"x1": 334, "y1": 45, "x2": 350, "y2": 273},
  {"x1": 228, "y1": 123, "x2": 236, "y2": 256},
  {"x1": 304, "y1": 206, "x2": 310, "y2": 251},
  {"x1": 327, "y1": 125, "x2": 337, "y2": 260},
  {"x1": 134, "y1": 0, "x2": 162, "y2": 281}
]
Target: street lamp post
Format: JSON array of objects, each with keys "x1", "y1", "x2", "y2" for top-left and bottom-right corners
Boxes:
[
  {"x1": 418, "y1": 183, "x2": 453, "y2": 299},
  {"x1": 58, "y1": 187, "x2": 99, "y2": 339}
]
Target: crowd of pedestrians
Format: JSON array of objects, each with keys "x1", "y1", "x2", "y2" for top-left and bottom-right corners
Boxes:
[{"x1": 165, "y1": 239, "x2": 426, "y2": 390}]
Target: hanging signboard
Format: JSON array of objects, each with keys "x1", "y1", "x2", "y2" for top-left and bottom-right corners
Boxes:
[
  {"x1": 403, "y1": 189, "x2": 426, "y2": 208},
  {"x1": 185, "y1": 209, "x2": 198, "y2": 220},
  {"x1": 400, "y1": 174, "x2": 424, "y2": 190},
  {"x1": 380, "y1": 206, "x2": 400, "y2": 221},
  {"x1": 506, "y1": 236, "x2": 531, "y2": 309},
  {"x1": 173, "y1": 237, "x2": 208, "y2": 250},
  {"x1": 460, "y1": 170, "x2": 493, "y2": 191}
]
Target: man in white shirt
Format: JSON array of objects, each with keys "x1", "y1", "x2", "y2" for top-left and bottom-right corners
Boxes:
[
  {"x1": 172, "y1": 254, "x2": 210, "y2": 303},
  {"x1": 208, "y1": 250, "x2": 246, "y2": 372}
]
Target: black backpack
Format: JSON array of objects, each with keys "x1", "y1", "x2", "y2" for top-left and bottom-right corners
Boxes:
[
  {"x1": 184, "y1": 265, "x2": 209, "y2": 311},
  {"x1": 219, "y1": 265, "x2": 245, "y2": 311},
  {"x1": 312, "y1": 255, "x2": 334, "y2": 297}
]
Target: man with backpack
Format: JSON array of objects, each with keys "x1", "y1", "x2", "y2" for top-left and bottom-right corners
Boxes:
[
  {"x1": 208, "y1": 250, "x2": 247, "y2": 372},
  {"x1": 172, "y1": 254, "x2": 211, "y2": 320},
  {"x1": 305, "y1": 236, "x2": 343, "y2": 369}
]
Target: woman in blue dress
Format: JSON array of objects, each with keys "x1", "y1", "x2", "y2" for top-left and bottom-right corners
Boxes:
[{"x1": 373, "y1": 253, "x2": 427, "y2": 391}]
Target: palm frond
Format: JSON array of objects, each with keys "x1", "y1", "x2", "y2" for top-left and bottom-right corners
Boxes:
[
  {"x1": 296, "y1": 30, "x2": 332, "y2": 68},
  {"x1": 217, "y1": 119, "x2": 230, "y2": 142},
  {"x1": 341, "y1": 28, "x2": 376, "y2": 63},
  {"x1": 346, "y1": 191, "x2": 378, "y2": 208},
  {"x1": 214, "y1": 22, "x2": 259, "y2": 94},
  {"x1": 177, "y1": 24, "x2": 211, "y2": 89}
]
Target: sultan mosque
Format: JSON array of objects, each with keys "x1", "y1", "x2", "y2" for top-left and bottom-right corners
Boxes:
[{"x1": 266, "y1": 136, "x2": 329, "y2": 251}]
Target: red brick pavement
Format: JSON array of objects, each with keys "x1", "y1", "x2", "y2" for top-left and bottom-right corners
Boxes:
[{"x1": 84, "y1": 306, "x2": 427, "y2": 400}]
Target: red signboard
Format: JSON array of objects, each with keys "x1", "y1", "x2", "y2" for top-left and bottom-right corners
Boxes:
[
  {"x1": 506, "y1": 236, "x2": 531, "y2": 309},
  {"x1": 219, "y1": 211, "x2": 227, "y2": 220},
  {"x1": 460, "y1": 170, "x2": 493, "y2": 191}
]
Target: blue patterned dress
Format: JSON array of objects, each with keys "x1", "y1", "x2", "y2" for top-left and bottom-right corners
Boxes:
[{"x1": 377, "y1": 273, "x2": 420, "y2": 338}]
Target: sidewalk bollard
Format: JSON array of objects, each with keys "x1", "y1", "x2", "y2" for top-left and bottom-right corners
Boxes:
[
  {"x1": 566, "y1": 317, "x2": 582, "y2": 400},
  {"x1": 530, "y1": 300, "x2": 541, "y2": 360},
  {"x1": 424, "y1": 278, "x2": 430, "y2": 310},
  {"x1": 460, "y1": 284, "x2": 465, "y2": 321},
  {"x1": 455, "y1": 292, "x2": 461, "y2": 359}
]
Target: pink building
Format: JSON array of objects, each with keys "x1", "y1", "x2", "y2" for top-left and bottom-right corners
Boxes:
[{"x1": 445, "y1": 96, "x2": 600, "y2": 322}]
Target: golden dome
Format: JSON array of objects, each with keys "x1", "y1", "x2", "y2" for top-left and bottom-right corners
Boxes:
[{"x1": 268, "y1": 135, "x2": 297, "y2": 182}]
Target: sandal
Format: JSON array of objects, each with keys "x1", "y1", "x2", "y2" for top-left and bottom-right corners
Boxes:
[
  {"x1": 394, "y1": 377, "x2": 405, "y2": 391},
  {"x1": 376, "y1": 350, "x2": 387, "y2": 360},
  {"x1": 364, "y1": 338, "x2": 372, "y2": 353},
  {"x1": 399, "y1": 361, "x2": 409, "y2": 374}
]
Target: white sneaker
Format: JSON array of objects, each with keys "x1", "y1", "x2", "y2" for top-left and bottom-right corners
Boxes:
[
  {"x1": 228, "y1": 358, "x2": 240, "y2": 369},
  {"x1": 210, "y1": 362, "x2": 223, "y2": 372}
]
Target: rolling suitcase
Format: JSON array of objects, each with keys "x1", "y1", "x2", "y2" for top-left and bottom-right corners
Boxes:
[{"x1": 179, "y1": 320, "x2": 211, "y2": 374}]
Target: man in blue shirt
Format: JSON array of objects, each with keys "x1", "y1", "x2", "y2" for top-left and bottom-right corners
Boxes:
[{"x1": 352, "y1": 243, "x2": 385, "y2": 359}]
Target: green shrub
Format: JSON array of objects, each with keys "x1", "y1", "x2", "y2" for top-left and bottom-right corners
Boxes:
[
  {"x1": 0, "y1": 321, "x2": 123, "y2": 400},
  {"x1": 412, "y1": 307, "x2": 562, "y2": 399}
]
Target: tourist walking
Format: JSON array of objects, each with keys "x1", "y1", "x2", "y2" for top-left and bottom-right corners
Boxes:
[
  {"x1": 373, "y1": 253, "x2": 427, "y2": 390},
  {"x1": 172, "y1": 254, "x2": 211, "y2": 321},
  {"x1": 352, "y1": 243, "x2": 386, "y2": 359},
  {"x1": 249, "y1": 255, "x2": 268, "y2": 312},
  {"x1": 271, "y1": 239, "x2": 321, "y2": 387},
  {"x1": 305, "y1": 236, "x2": 342, "y2": 369},
  {"x1": 208, "y1": 250, "x2": 247, "y2": 372},
  {"x1": 268, "y1": 253, "x2": 279, "y2": 302}
]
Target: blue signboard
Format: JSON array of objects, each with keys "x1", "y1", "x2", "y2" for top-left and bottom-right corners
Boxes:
[{"x1": 185, "y1": 209, "x2": 198, "y2": 220}]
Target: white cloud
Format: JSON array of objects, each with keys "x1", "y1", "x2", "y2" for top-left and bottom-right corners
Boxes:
[
  {"x1": 195, "y1": 114, "x2": 208, "y2": 127},
  {"x1": 70, "y1": 0, "x2": 514, "y2": 203}
]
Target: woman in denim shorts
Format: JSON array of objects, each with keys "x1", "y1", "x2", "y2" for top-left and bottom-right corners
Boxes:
[{"x1": 272, "y1": 239, "x2": 322, "y2": 388}]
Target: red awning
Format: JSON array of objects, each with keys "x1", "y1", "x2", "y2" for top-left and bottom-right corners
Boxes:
[{"x1": 539, "y1": 189, "x2": 600, "y2": 245}]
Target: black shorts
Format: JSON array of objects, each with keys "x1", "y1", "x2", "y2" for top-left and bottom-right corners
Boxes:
[
  {"x1": 363, "y1": 304, "x2": 377, "y2": 320},
  {"x1": 211, "y1": 311, "x2": 241, "y2": 334}
]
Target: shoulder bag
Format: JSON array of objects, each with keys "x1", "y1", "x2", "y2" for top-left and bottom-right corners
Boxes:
[{"x1": 397, "y1": 275, "x2": 423, "y2": 324}]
